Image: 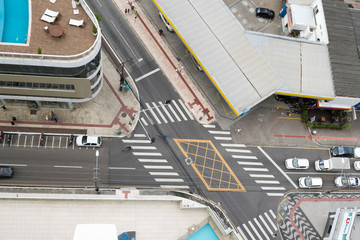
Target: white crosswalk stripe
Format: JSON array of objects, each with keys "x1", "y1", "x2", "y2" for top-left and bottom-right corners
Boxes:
[
  {"x1": 152, "y1": 102, "x2": 168, "y2": 123},
  {"x1": 131, "y1": 146, "x2": 157, "y2": 150},
  {"x1": 267, "y1": 193, "x2": 284, "y2": 197},
  {"x1": 133, "y1": 152, "x2": 162, "y2": 156},
  {"x1": 261, "y1": 186, "x2": 285, "y2": 190},
  {"x1": 248, "y1": 221, "x2": 263, "y2": 240},
  {"x1": 158, "y1": 101, "x2": 175, "y2": 122},
  {"x1": 237, "y1": 161, "x2": 263, "y2": 166},
  {"x1": 155, "y1": 178, "x2": 184, "y2": 182},
  {"x1": 138, "y1": 159, "x2": 168, "y2": 163},
  {"x1": 243, "y1": 168, "x2": 269, "y2": 172},
  {"x1": 265, "y1": 212, "x2": 277, "y2": 231},
  {"x1": 232, "y1": 155, "x2": 257, "y2": 159},
  {"x1": 167, "y1": 104, "x2": 181, "y2": 121},
  {"x1": 160, "y1": 185, "x2": 189, "y2": 189},
  {"x1": 145, "y1": 103, "x2": 161, "y2": 124},
  {"x1": 203, "y1": 124, "x2": 216, "y2": 128},
  {"x1": 249, "y1": 174, "x2": 275, "y2": 178},
  {"x1": 259, "y1": 215, "x2": 273, "y2": 235},
  {"x1": 144, "y1": 165, "x2": 173, "y2": 169},
  {"x1": 178, "y1": 99, "x2": 194, "y2": 120},
  {"x1": 237, "y1": 226, "x2": 249, "y2": 240},
  {"x1": 149, "y1": 172, "x2": 179, "y2": 176},
  {"x1": 269, "y1": 209, "x2": 276, "y2": 219},
  {"x1": 214, "y1": 136, "x2": 232, "y2": 141},
  {"x1": 255, "y1": 180, "x2": 280, "y2": 184},
  {"x1": 140, "y1": 117, "x2": 148, "y2": 126},
  {"x1": 242, "y1": 224, "x2": 256, "y2": 240},
  {"x1": 172, "y1": 100, "x2": 187, "y2": 120},
  {"x1": 134, "y1": 134, "x2": 146, "y2": 138},
  {"x1": 122, "y1": 139, "x2": 151, "y2": 144},
  {"x1": 226, "y1": 148, "x2": 251, "y2": 153},
  {"x1": 142, "y1": 110, "x2": 154, "y2": 125},
  {"x1": 221, "y1": 143, "x2": 246, "y2": 147},
  {"x1": 254, "y1": 217, "x2": 270, "y2": 240},
  {"x1": 209, "y1": 130, "x2": 230, "y2": 135}
]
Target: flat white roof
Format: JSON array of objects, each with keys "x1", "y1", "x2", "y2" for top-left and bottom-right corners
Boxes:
[
  {"x1": 154, "y1": 0, "x2": 283, "y2": 116},
  {"x1": 153, "y1": 0, "x2": 336, "y2": 113}
]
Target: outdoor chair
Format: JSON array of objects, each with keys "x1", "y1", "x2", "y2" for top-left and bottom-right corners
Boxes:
[
  {"x1": 44, "y1": 9, "x2": 59, "y2": 18},
  {"x1": 41, "y1": 14, "x2": 56, "y2": 24},
  {"x1": 69, "y1": 19, "x2": 84, "y2": 27}
]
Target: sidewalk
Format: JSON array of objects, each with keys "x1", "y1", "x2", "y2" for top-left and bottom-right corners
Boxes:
[{"x1": 0, "y1": 51, "x2": 140, "y2": 137}]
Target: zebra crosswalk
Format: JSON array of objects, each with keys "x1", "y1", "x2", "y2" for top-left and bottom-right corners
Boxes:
[
  {"x1": 204, "y1": 124, "x2": 286, "y2": 197},
  {"x1": 121, "y1": 134, "x2": 189, "y2": 189},
  {"x1": 140, "y1": 99, "x2": 194, "y2": 126},
  {"x1": 237, "y1": 209, "x2": 278, "y2": 240}
]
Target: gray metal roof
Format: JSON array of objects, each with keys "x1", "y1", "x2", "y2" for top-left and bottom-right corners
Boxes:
[
  {"x1": 154, "y1": 0, "x2": 283, "y2": 116},
  {"x1": 323, "y1": 0, "x2": 360, "y2": 98}
]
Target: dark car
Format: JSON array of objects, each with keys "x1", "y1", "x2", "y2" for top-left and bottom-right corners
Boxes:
[
  {"x1": 255, "y1": 8, "x2": 275, "y2": 19},
  {"x1": 0, "y1": 166, "x2": 14, "y2": 178},
  {"x1": 330, "y1": 147, "x2": 360, "y2": 158}
]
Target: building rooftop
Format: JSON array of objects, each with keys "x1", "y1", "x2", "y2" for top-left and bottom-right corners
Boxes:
[{"x1": 0, "y1": 0, "x2": 95, "y2": 56}]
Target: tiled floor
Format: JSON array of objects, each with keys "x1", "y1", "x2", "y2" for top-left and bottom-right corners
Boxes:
[{"x1": 0, "y1": 0, "x2": 96, "y2": 56}]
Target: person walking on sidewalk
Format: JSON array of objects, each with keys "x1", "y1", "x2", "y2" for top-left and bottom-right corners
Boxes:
[
  {"x1": 2, "y1": 105, "x2": 6, "y2": 110},
  {"x1": 12, "y1": 117, "x2": 16, "y2": 122}
]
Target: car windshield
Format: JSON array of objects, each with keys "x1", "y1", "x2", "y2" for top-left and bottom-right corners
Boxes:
[
  {"x1": 305, "y1": 178, "x2": 312, "y2": 186},
  {"x1": 293, "y1": 158, "x2": 299, "y2": 167},
  {"x1": 340, "y1": 177, "x2": 347, "y2": 185},
  {"x1": 82, "y1": 136, "x2": 87, "y2": 144},
  {"x1": 97, "y1": 138, "x2": 101, "y2": 144}
]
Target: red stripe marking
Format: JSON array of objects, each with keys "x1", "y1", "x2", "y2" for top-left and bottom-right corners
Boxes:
[{"x1": 274, "y1": 134, "x2": 360, "y2": 142}]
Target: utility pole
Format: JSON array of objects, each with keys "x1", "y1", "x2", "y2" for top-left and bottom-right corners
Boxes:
[{"x1": 94, "y1": 150, "x2": 99, "y2": 193}]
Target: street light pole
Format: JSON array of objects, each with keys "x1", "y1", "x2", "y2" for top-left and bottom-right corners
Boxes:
[
  {"x1": 119, "y1": 58, "x2": 143, "y2": 91},
  {"x1": 94, "y1": 150, "x2": 99, "y2": 193}
]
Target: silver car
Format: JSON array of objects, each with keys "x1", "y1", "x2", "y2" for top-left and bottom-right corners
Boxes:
[
  {"x1": 334, "y1": 176, "x2": 360, "y2": 188},
  {"x1": 159, "y1": 12, "x2": 174, "y2": 32}
]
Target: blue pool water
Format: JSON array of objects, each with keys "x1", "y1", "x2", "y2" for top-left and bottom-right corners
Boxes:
[
  {"x1": 0, "y1": 0, "x2": 29, "y2": 43},
  {"x1": 186, "y1": 224, "x2": 219, "y2": 240}
]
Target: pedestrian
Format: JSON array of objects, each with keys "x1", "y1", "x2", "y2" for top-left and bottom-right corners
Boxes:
[
  {"x1": 11, "y1": 121, "x2": 15, "y2": 125},
  {"x1": 235, "y1": 128, "x2": 241, "y2": 133},
  {"x1": 131, "y1": 4, "x2": 134, "y2": 11},
  {"x1": 51, "y1": 111, "x2": 55, "y2": 117},
  {"x1": 272, "y1": 232, "x2": 278, "y2": 237},
  {"x1": 159, "y1": 29, "x2": 164, "y2": 36},
  {"x1": 151, "y1": 137, "x2": 155, "y2": 143},
  {"x1": 125, "y1": 9, "x2": 128, "y2": 14},
  {"x1": 12, "y1": 117, "x2": 16, "y2": 122},
  {"x1": 2, "y1": 105, "x2": 6, "y2": 110},
  {"x1": 54, "y1": 117, "x2": 58, "y2": 123}
]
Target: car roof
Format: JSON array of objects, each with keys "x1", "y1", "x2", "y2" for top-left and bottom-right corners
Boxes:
[
  {"x1": 311, "y1": 177, "x2": 322, "y2": 185},
  {"x1": 86, "y1": 136, "x2": 100, "y2": 143}
]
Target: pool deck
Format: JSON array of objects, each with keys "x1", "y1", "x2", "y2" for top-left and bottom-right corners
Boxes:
[{"x1": 0, "y1": 0, "x2": 95, "y2": 56}]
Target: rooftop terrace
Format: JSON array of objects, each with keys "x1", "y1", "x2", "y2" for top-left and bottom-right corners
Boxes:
[{"x1": 0, "y1": 0, "x2": 96, "y2": 56}]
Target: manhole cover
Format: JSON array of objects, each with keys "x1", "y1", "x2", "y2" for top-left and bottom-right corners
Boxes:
[
  {"x1": 121, "y1": 112, "x2": 127, "y2": 118},
  {"x1": 30, "y1": 110, "x2": 37, "y2": 115}
]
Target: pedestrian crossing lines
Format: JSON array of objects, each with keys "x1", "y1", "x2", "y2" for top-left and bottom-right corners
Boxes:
[
  {"x1": 121, "y1": 134, "x2": 189, "y2": 189},
  {"x1": 140, "y1": 99, "x2": 194, "y2": 126},
  {"x1": 238, "y1": 209, "x2": 278, "y2": 240}
]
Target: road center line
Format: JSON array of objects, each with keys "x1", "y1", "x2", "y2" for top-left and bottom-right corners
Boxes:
[
  {"x1": 258, "y1": 146, "x2": 298, "y2": 189},
  {"x1": 54, "y1": 165, "x2": 83, "y2": 169},
  {"x1": 109, "y1": 167, "x2": 136, "y2": 170},
  {"x1": 1, "y1": 164, "x2": 27, "y2": 167},
  {"x1": 134, "y1": 68, "x2": 160, "y2": 82}
]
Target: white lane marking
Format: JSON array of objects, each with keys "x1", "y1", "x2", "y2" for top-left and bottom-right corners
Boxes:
[
  {"x1": 158, "y1": 101, "x2": 175, "y2": 122},
  {"x1": 142, "y1": 110, "x2": 154, "y2": 125},
  {"x1": 237, "y1": 161, "x2": 263, "y2": 166},
  {"x1": 172, "y1": 100, "x2": 187, "y2": 121},
  {"x1": 243, "y1": 168, "x2": 269, "y2": 172},
  {"x1": 133, "y1": 152, "x2": 162, "y2": 156},
  {"x1": 54, "y1": 165, "x2": 83, "y2": 168},
  {"x1": 155, "y1": 178, "x2": 184, "y2": 182},
  {"x1": 214, "y1": 136, "x2": 232, "y2": 141},
  {"x1": 111, "y1": 20, "x2": 139, "y2": 58},
  {"x1": 109, "y1": 167, "x2": 136, "y2": 170},
  {"x1": 242, "y1": 224, "x2": 255, "y2": 240},
  {"x1": 248, "y1": 221, "x2": 263, "y2": 240},
  {"x1": 258, "y1": 147, "x2": 298, "y2": 189},
  {"x1": 145, "y1": 102, "x2": 161, "y2": 124},
  {"x1": 134, "y1": 134, "x2": 146, "y2": 138},
  {"x1": 221, "y1": 143, "x2": 246, "y2": 147},
  {"x1": 265, "y1": 212, "x2": 277, "y2": 231},
  {"x1": 226, "y1": 149, "x2": 251, "y2": 153},
  {"x1": 232, "y1": 155, "x2": 257, "y2": 159},
  {"x1": 269, "y1": 209, "x2": 276, "y2": 219},
  {"x1": 203, "y1": 124, "x2": 216, "y2": 128},
  {"x1": 160, "y1": 185, "x2": 189, "y2": 189},
  {"x1": 261, "y1": 187, "x2": 285, "y2": 190},
  {"x1": 209, "y1": 130, "x2": 230, "y2": 135},
  {"x1": 130, "y1": 146, "x2": 157, "y2": 150},
  {"x1": 149, "y1": 172, "x2": 179, "y2": 176},
  {"x1": 249, "y1": 174, "x2": 275, "y2": 178},
  {"x1": 178, "y1": 99, "x2": 194, "y2": 120},
  {"x1": 138, "y1": 159, "x2": 168, "y2": 163},
  {"x1": 259, "y1": 215, "x2": 273, "y2": 235},
  {"x1": 284, "y1": 171, "x2": 357, "y2": 175},
  {"x1": 140, "y1": 117, "x2": 148, "y2": 126},
  {"x1": 144, "y1": 165, "x2": 173, "y2": 169},
  {"x1": 122, "y1": 139, "x2": 151, "y2": 143},
  {"x1": 167, "y1": 104, "x2": 181, "y2": 121},
  {"x1": 1, "y1": 164, "x2": 27, "y2": 167},
  {"x1": 134, "y1": 68, "x2": 160, "y2": 82},
  {"x1": 152, "y1": 102, "x2": 168, "y2": 123},
  {"x1": 95, "y1": 0, "x2": 102, "y2": 7},
  {"x1": 254, "y1": 218, "x2": 270, "y2": 240},
  {"x1": 267, "y1": 193, "x2": 284, "y2": 197},
  {"x1": 237, "y1": 226, "x2": 249, "y2": 240},
  {"x1": 255, "y1": 180, "x2": 280, "y2": 184}
]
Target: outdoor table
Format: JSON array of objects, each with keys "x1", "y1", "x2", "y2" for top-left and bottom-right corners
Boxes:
[{"x1": 49, "y1": 25, "x2": 64, "y2": 37}]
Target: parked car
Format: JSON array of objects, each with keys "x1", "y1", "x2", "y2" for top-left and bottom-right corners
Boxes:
[
  {"x1": 334, "y1": 176, "x2": 360, "y2": 188},
  {"x1": 255, "y1": 8, "x2": 275, "y2": 19},
  {"x1": 330, "y1": 146, "x2": 360, "y2": 158},
  {"x1": 298, "y1": 176, "x2": 323, "y2": 188},
  {"x1": 159, "y1": 12, "x2": 174, "y2": 32},
  {"x1": 285, "y1": 158, "x2": 309, "y2": 170},
  {"x1": 76, "y1": 135, "x2": 102, "y2": 147},
  {"x1": 0, "y1": 166, "x2": 14, "y2": 178},
  {"x1": 189, "y1": 53, "x2": 203, "y2": 72},
  {"x1": 354, "y1": 161, "x2": 360, "y2": 170}
]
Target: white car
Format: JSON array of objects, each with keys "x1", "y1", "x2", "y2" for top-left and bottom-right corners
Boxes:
[
  {"x1": 334, "y1": 176, "x2": 360, "y2": 188},
  {"x1": 159, "y1": 12, "x2": 174, "y2": 32},
  {"x1": 298, "y1": 177, "x2": 323, "y2": 189},
  {"x1": 285, "y1": 158, "x2": 309, "y2": 169},
  {"x1": 76, "y1": 135, "x2": 102, "y2": 147},
  {"x1": 354, "y1": 161, "x2": 360, "y2": 170}
]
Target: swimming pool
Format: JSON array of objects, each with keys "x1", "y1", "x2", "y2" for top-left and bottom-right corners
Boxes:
[
  {"x1": 0, "y1": 0, "x2": 29, "y2": 43},
  {"x1": 186, "y1": 223, "x2": 219, "y2": 240}
]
